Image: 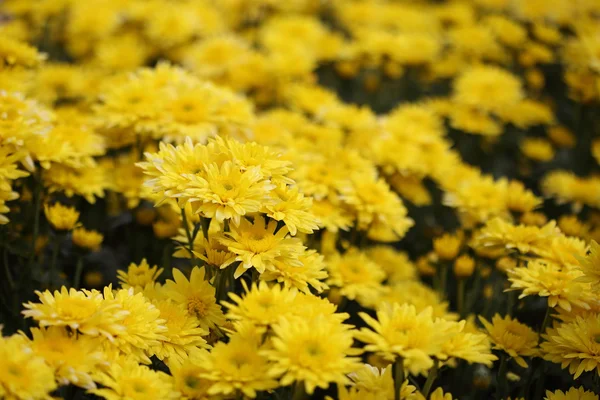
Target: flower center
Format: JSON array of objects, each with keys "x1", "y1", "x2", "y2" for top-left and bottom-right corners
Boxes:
[
  {"x1": 187, "y1": 296, "x2": 208, "y2": 318},
  {"x1": 185, "y1": 375, "x2": 201, "y2": 389}
]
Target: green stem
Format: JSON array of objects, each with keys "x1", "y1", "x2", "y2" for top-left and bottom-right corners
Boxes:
[
  {"x1": 422, "y1": 358, "x2": 439, "y2": 398},
  {"x1": 457, "y1": 279, "x2": 466, "y2": 317},
  {"x1": 28, "y1": 169, "x2": 43, "y2": 270},
  {"x1": 438, "y1": 264, "x2": 448, "y2": 298},
  {"x1": 497, "y1": 354, "x2": 509, "y2": 400},
  {"x1": 292, "y1": 381, "x2": 306, "y2": 400},
  {"x1": 73, "y1": 256, "x2": 84, "y2": 289},
  {"x1": 180, "y1": 208, "x2": 195, "y2": 260},
  {"x1": 393, "y1": 357, "x2": 405, "y2": 400},
  {"x1": 162, "y1": 241, "x2": 172, "y2": 275},
  {"x1": 539, "y1": 305, "x2": 552, "y2": 335},
  {"x1": 3, "y1": 247, "x2": 14, "y2": 290},
  {"x1": 506, "y1": 291, "x2": 515, "y2": 317},
  {"x1": 48, "y1": 235, "x2": 61, "y2": 289}
]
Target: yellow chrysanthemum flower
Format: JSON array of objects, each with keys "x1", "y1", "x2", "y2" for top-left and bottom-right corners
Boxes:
[
  {"x1": 453, "y1": 65, "x2": 523, "y2": 114},
  {"x1": 578, "y1": 240, "x2": 600, "y2": 286},
  {"x1": 28, "y1": 326, "x2": 105, "y2": 389},
  {"x1": 508, "y1": 260, "x2": 593, "y2": 312},
  {"x1": 91, "y1": 357, "x2": 180, "y2": 400},
  {"x1": 151, "y1": 300, "x2": 209, "y2": 368},
  {"x1": 545, "y1": 387, "x2": 599, "y2": 400},
  {"x1": 541, "y1": 313, "x2": 600, "y2": 378},
  {"x1": 195, "y1": 334, "x2": 278, "y2": 398},
  {"x1": 478, "y1": 314, "x2": 538, "y2": 367},
  {"x1": 356, "y1": 303, "x2": 448, "y2": 375},
  {"x1": 72, "y1": 227, "x2": 103, "y2": 251},
  {"x1": 326, "y1": 248, "x2": 386, "y2": 308},
  {"x1": 44, "y1": 202, "x2": 79, "y2": 231},
  {"x1": 161, "y1": 267, "x2": 226, "y2": 331},
  {"x1": 224, "y1": 281, "x2": 297, "y2": 327},
  {"x1": 264, "y1": 314, "x2": 361, "y2": 395},
  {"x1": 218, "y1": 215, "x2": 306, "y2": 278},
  {"x1": 366, "y1": 246, "x2": 418, "y2": 283},
  {"x1": 261, "y1": 248, "x2": 329, "y2": 293},
  {"x1": 102, "y1": 287, "x2": 167, "y2": 363},
  {"x1": 0, "y1": 334, "x2": 56, "y2": 400},
  {"x1": 117, "y1": 259, "x2": 164, "y2": 290},
  {"x1": 22, "y1": 286, "x2": 127, "y2": 340},
  {"x1": 171, "y1": 361, "x2": 212, "y2": 400}
]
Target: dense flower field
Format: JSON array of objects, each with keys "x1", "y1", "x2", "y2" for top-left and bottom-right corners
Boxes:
[{"x1": 1, "y1": 0, "x2": 600, "y2": 399}]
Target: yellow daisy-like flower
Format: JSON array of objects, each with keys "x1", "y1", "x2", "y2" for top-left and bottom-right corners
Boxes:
[
  {"x1": 433, "y1": 232, "x2": 462, "y2": 260},
  {"x1": 471, "y1": 217, "x2": 559, "y2": 256},
  {"x1": 453, "y1": 65, "x2": 524, "y2": 114},
  {"x1": 478, "y1": 314, "x2": 538, "y2": 367},
  {"x1": 44, "y1": 202, "x2": 80, "y2": 231},
  {"x1": 72, "y1": 227, "x2": 103, "y2": 252},
  {"x1": 117, "y1": 259, "x2": 164, "y2": 290},
  {"x1": 545, "y1": 387, "x2": 599, "y2": 400},
  {"x1": 578, "y1": 240, "x2": 600, "y2": 286},
  {"x1": 0, "y1": 334, "x2": 56, "y2": 400},
  {"x1": 193, "y1": 161, "x2": 275, "y2": 225},
  {"x1": 264, "y1": 314, "x2": 361, "y2": 395},
  {"x1": 439, "y1": 321, "x2": 497, "y2": 367},
  {"x1": 152, "y1": 300, "x2": 210, "y2": 369},
  {"x1": 0, "y1": 35, "x2": 45, "y2": 67},
  {"x1": 91, "y1": 357, "x2": 180, "y2": 400},
  {"x1": 366, "y1": 246, "x2": 418, "y2": 283},
  {"x1": 261, "y1": 248, "x2": 329, "y2": 294},
  {"x1": 262, "y1": 185, "x2": 319, "y2": 236},
  {"x1": 196, "y1": 334, "x2": 278, "y2": 398},
  {"x1": 520, "y1": 137, "x2": 555, "y2": 162},
  {"x1": 541, "y1": 313, "x2": 600, "y2": 378},
  {"x1": 28, "y1": 327, "x2": 105, "y2": 389},
  {"x1": 381, "y1": 281, "x2": 455, "y2": 320},
  {"x1": 22, "y1": 286, "x2": 127, "y2": 340},
  {"x1": 355, "y1": 303, "x2": 447, "y2": 375},
  {"x1": 102, "y1": 287, "x2": 167, "y2": 363},
  {"x1": 326, "y1": 248, "x2": 386, "y2": 308},
  {"x1": 171, "y1": 361, "x2": 212, "y2": 400},
  {"x1": 161, "y1": 267, "x2": 226, "y2": 331},
  {"x1": 224, "y1": 281, "x2": 297, "y2": 327},
  {"x1": 508, "y1": 260, "x2": 593, "y2": 312},
  {"x1": 341, "y1": 176, "x2": 414, "y2": 242},
  {"x1": 218, "y1": 215, "x2": 306, "y2": 278}
]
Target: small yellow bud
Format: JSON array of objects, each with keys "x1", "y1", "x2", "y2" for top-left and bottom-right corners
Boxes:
[
  {"x1": 84, "y1": 271, "x2": 104, "y2": 287},
  {"x1": 433, "y1": 233, "x2": 461, "y2": 260},
  {"x1": 483, "y1": 284, "x2": 494, "y2": 299},
  {"x1": 453, "y1": 254, "x2": 475, "y2": 278},
  {"x1": 72, "y1": 228, "x2": 103, "y2": 252},
  {"x1": 417, "y1": 255, "x2": 436, "y2": 277},
  {"x1": 153, "y1": 220, "x2": 179, "y2": 239},
  {"x1": 135, "y1": 207, "x2": 156, "y2": 226},
  {"x1": 44, "y1": 203, "x2": 79, "y2": 231}
]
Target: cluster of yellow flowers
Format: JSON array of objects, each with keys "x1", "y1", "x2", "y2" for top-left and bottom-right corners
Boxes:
[{"x1": 1, "y1": 0, "x2": 600, "y2": 399}]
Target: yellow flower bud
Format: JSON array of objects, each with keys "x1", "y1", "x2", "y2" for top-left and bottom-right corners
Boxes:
[
  {"x1": 135, "y1": 207, "x2": 156, "y2": 226},
  {"x1": 72, "y1": 228, "x2": 103, "y2": 252},
  {"x1": 44, "y1": 203, "x2": 79, "y2": 231},
  {"x1": 433, "y1": 233, "x2": 461, "y2": 260},
  {"x1": 454, "y1": 254, "x2": 475, "y2": 278},
  {"x1": 496, "y1": 256, "x2": 517, "y2": 273}
]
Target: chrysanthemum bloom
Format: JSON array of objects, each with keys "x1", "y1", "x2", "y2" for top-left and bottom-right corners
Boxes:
[
  {"x1": 91, "y1": 357, "x2": 180, "y2": 400},
  {"x1": 22, "y1": 286, "x2": 127, "y2": 339},
  {"x1": 261, "y1": 248, "x2": 329, "y2": 294},
  {"x1": 439, "y1": 321, "x2": 497, "y2": 367},
  {"x1": 478, "y1": 314, "x2": 538, "y2": 367},
  {"x1": 578, "y1": 240, "x2": 600, "y2": 287},
  {"x1": 520, "y1": 138, "x2": 555, "y2": 162},
  {"x1": 117, "y1": 259, "x2": 164, "y2": 289},
  {"x1": 196, "y1": 334, "x2": 278, "y2": 398},
  {"x1": 366, "y1": 246, "x2": 418, "y2": 283},
  {"x1": 151, "y1": 300, "x2": 209, "y2": 369},
  {"x1": 356, "y1": 303, "x2": 448, "y2": 375},
  {"x1": 218, "y1": 215, "x2": 306, "y2": 278},
  {"x1": 544, "y1": 387, "x2": 599, "y2": 400},
  {"x1": 340, "y1": 175, "x2": 414, "y2": 242},
  {"x1": 171, "y1": 361, "x2": 213, "y2": 400},
  {"x1": 541, "y1": 313, "x2": 600, "y2": 378},
  {"x1": 326, "y1": 248, "x2": 386, "y2": 308},
  {"x1": 264, "y1": 315, "x2": 361, "y2": 395},
  {"x1": 28, "y1": 327, "x2": 105, "y2": 389},
  {"x1": 102, "y1": 287, "x2": 167, "y2": 363},
  {"x1": 224, "y1": 281, "x2": 298, "y2": 327},
  {"x1": 380, "y1": 281, "x2": 454, "y2": 319},
  {"x1": 453, "y1": 65, "x2": 524, "y2": 114},
  {"x1": 262, "y1": 185, "x2": 319, "y2": 236},
  {"x1": 0, "y1": 335, "x2": 56, "y2": 400},
  {"x1": 507, "y1": 260, "x2": 593, "y2": 312},
  {"x1": 0, "y1": 35, "x2": 46, "y2": 67},
  {"x1": 471, "y1": 217, "x2": 559, "y2": 256},
  {"x1": 161, "y1": 267, "x2": 226, "y2": 331},
  {"x1": 44, "y1": 202, "x2": 80, "y2": 231},
  {"x1": 72, "y1": 227, "x2": 103, "y2": 252}
]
